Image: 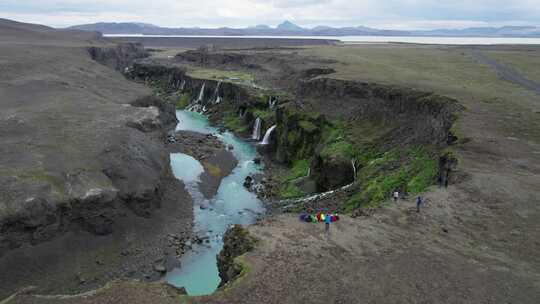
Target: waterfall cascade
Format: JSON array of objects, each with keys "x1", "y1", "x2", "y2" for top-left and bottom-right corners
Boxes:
[
  {"x1": 180, "y1": 80, "x2": 186, "y2": 91},
  {"x1": 197, "y1": 82, "x2": 206, "y2": 102},
  {"x1": 260, "y1": 125, "x2": 277, "y2": 145},
  {"x1": 214, "y1": 82, "x2": 222, "y2": 104},
  {"x1": 352, "y1": 159, "x2": 357, "y2": 181},
  {"x1": 252, "y1": 117, "x2": 262, "y2": 141},
  {"x1": 268, "y1": 96, "x2": 278, "y2": 110},
  {"x1": 187, "y1": 82, "x2": 206, "y2": 113}
]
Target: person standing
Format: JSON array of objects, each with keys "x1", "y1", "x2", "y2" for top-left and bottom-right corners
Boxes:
[
  {"x1": 324, "y1": 213, "x2": 332, "y2": 233},
  {"x1": 416, "y1": 196, "x2": 423, "y2": 213},
  {"x1": 393, "y1": 190, "x2": 399, "y2": 203}
]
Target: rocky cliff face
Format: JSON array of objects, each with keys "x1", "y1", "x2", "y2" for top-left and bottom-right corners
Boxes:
[
  {"x1": 128, "y1": 63, "x2": 252, "y2": 106},
  {"x1": 127, "y1": 62, "x2": 462, "y2": 196},
  {"x1": 0, "y1": 26, "x2": 190, "y2": 255},
  {"x1": 297, "y1": 78, "x2": 462, "y2": 148},
  {"x1": 217, "y1": 225, "x2": 256, "y2": 287},
  {"x1": 88, "y1": 43, "x2": 148, "y2": 72},
  {"x1": 0, "y1": 23, "x2": 195, "y2": 296},
  {"x1": 274, "y1": 107, "x2": 324, "y2": 164}
]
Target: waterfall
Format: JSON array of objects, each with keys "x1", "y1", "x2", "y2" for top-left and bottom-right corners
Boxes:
[
  {"x1": 214, "y1": 82, "x2": 222, "y2": 104},
  {"x1": 351, "y1": 159, "x2": 357, "y2": 181},
  {"x1": 197, "y1": 82, "x2": 205, "y2": 103},
  {"x1": 180, "y1": 80, "x2": 186, "y2": 91},
  {"x1": 268, "y1": 96, "x2": 278, "y2": 110},
  {"x1": 187, "y1": 82, "x2": 206, "y2": 113},
  {"x1": 260, "y1": 125, "x2": 277, "y2": 145},
  {"x1": 252, "y1": 117, "x2": 262, "y2": 141}
]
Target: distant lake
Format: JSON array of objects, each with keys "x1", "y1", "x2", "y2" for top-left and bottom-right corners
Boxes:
[{"x1": 105, "y1": 34, "x2": 540, "y2": 45}]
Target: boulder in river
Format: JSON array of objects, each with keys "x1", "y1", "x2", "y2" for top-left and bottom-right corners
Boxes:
[{"x1": 243, "y1": 176, "x2": 254, "y2": 189}]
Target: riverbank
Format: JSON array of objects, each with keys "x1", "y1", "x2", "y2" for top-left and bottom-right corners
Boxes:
[
  {"x1": 165, "y1": 110, "x2": 265, "y2": 296},
  {"x1": 167, "y1": 130, "x2": 237, "y2": 199}
]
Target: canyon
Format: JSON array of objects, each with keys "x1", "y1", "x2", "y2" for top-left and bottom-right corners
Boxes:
[{"x1": 1, "y1": 18, "x2": 540, "y2": 304}]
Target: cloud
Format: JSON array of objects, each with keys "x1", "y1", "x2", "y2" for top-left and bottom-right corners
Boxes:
[{"x1": 0, "y1": 0, "x2": 538, "y2": 29}]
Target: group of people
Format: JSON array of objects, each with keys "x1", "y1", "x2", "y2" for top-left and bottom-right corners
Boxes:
[
  {"x1": 299, "y1": 194, "x2": 425, "y2": 235},
  {"x1": 299, "y1": 212, "x2": 340, "y2": 233},
  {"x1": 393, "y1": 190, "x2": 424, "y2": 212}
]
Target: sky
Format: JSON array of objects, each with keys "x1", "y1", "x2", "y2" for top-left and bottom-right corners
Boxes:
[{"x1": 0, "y1": 0, "x2": 539, "y2": 30}]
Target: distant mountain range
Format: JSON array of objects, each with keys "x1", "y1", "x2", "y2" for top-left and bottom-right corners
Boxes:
[{"x1": 68, "y1": 20, "x2": 540, "y2": 37}]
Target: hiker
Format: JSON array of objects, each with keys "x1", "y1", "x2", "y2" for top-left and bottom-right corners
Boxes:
[
  {"x1": 393, "y1": 190, "x2": 399, "y2": 203},
  {"x1": 416, "y1": 196, "x2": 423, "y2": 213},
  {"x1": 324, "y1": 213, "x2": 332, "y2": 233}
]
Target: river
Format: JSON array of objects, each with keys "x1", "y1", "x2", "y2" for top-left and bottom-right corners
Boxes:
[{"x1": 166, "y1": 110, "x2": 265, "y2": 296}]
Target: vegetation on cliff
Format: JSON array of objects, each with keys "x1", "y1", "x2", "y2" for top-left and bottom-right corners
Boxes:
[
  {"x1": 217, "y1": 225, "x2": 257, "y2": 287},
  {"x1": 344, "y1": 147, "x2": 438, "y2": 211}
]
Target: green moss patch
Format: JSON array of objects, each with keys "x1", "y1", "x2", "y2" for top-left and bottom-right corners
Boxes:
[
  {"x1": 298, "y1": 120, "x2": 318, "y2": 133},
  {"x1": 175, "y1": 93, "x2": 191, "y2": 109},
  {"x1": 276, "y1": 159, "x2": 310, "y2": 199},
  {"x1": 278, "y1": 184, "x2": 305, "y2": 199},
  {"x1": 223, "y1": 112, "x2": 248, "y2": 134},
  {"x1": 251, "y1": 108, "x2": 273, "y2": 120},
  {"x1": 320, "y1": 121, "x2": 358, "y2": 160},
  {"x1": 344, "y1": 147, "x2": 438, "y2": 212}
]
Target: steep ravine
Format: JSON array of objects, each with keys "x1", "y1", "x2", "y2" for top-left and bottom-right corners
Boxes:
[
  {"x1": 127, "y1": 62, "x2": 463, "y2": 208},
  {"x1": 0, "y1": 49, "x2": 464, "y2": 301},
  {"x1": 125, "y1": 61, "x2": 463, "y2": 292},
  {"x1": 0, "y1": 44, "x2": 194, "y2": 298},
  {"x1": 0, "y1": 45, "x2": 177, "y2": 255}
]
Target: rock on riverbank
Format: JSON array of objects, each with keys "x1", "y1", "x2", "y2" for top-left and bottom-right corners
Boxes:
[{"x1": 167, "y1": 130, "x2": 238, "y2": 199}]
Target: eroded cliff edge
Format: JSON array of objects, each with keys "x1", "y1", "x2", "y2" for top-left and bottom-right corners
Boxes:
[{"x1": 0, "y1": 21, "x2": 193, "y2": 297}]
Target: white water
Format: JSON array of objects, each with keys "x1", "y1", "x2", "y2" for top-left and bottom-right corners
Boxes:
[
  {"x1": 351, "y1": 159, "x2": 357, "y2": 181},
  {"x1": 268, "y1": 96, "x2": 277, "y2": 110},
  {"x1": 197, "y1": 82, "x2": 206, "y2": 102},
  {"x1": 213, "y1": 82, "x2": 222, "y2": 104},
  {"x1": 260, "y1": 125, "x2": 276, "y2": 145},
  {"x1": 251, "y1": 117, "x2": 262, "y2": 141},
  {"x1": 167, "y1": 110, "x2": 265, "y2": 296},
  {"x1": 186, "y1": 83, "x2": 208, "y2": 113}
]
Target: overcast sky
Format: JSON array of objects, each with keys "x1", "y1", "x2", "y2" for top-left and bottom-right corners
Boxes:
[{"x1": 1, "y1": 0, "x2": 538, "y2": 29}]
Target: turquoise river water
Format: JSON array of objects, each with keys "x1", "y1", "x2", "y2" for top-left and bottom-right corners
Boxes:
[{"x1": 166, "y1": 110, "x2": 265, "y2": 295}]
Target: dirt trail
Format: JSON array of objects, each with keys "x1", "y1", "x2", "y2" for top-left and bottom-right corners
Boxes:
[{"x1": 470, "y1": 49, "x2": 540, "y2": 95}]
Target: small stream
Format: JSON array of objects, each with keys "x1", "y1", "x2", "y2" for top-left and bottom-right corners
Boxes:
[{"x1": 166, "y1": 110, "x2": 265, "y2": 296}]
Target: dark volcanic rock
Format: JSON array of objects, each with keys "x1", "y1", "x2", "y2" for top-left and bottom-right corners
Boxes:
[
  {"x1": 217, "y1": 225, "x2": 256, "y2": 287},
  {"x1": 311, "y1": 155, "x2": 355, "y2": 192},
  {"x1": 296, "y1": 78, "x2": 463, "y2": 148},
  {"x1": 0, "y1": 20, "x2": 193, "y2": 298},
  {"x1": 88, "y1": 43, "x2": 148, "y2": 72},
  {"x1": 275, "y1": 107, "x2": 325, "y2": 164},
  {"x1": 243, "y1": 176, "x2": 253, "y2": 189},
  {"x1": 167, "y1": 130, "x2": 237, "y2": 199}
]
